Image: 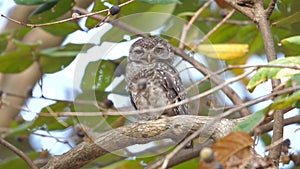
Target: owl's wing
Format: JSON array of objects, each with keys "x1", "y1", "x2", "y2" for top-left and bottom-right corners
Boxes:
[
  {"x1": 157, "y1": 64, "x2": 190, "y2": 115},
  {"x1": 129, "y1": 92, "x2": 138, "y2": 110}
]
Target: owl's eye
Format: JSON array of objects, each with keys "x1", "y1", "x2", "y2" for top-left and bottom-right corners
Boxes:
[
  {"x1": 154, "y1": 47, "x2": 164, "y2": 55},
  {"x1": 134, "y1": 49, "x2": 144, "y2": 55}
]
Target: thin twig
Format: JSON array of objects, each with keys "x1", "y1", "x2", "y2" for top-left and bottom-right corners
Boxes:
[
  {"x1": 73, "y1": 6, "x2": 147, "y2": 37},
  {"x1": 223, "y1": 0, "x2": 254, "y2": 20},
  {"x1": 160, "y1": 118, "x2": 220, "y2": 169},
  {"x1": 175, "y1": 63, "x2": 300, "y2": 102},
  {"x1": 31, "y1": 132, "x2": 73, "y2": 148},
  {"x1": 39, "y1": 68, "x2": 300, "y2": 118},
  {"x1": 173, "y1": 47, "x2": 250, "y2": 116},
  {"x1": 46, "y1": 106, "x2": 68, "y2": 127},
  {"x1": 73, "y1": 5, "x2": 249, "y2": 116},
  {"x1": 4, "y1": 63, "x2": 298, "y2": 119},
  {"x1": 266, "y1": 0, "x2": 277, "y2": 19},
  {"x1": 221, "y1": 85, "x2": 300, "y2": 118},
  {"x1": 39, "y1": 69, "x2": 255, "y2": 118},
  {"x1": 265, "y1": 138, "x2": 283, "y2": 152},
  {"x1": 197, "y1": 17, "x2": 253, "y2": 25},
  {"x1": 227, "y1": 64, "x2": 300, "y2": 70},
  {"x1": 192, "y1": 9, "x2": 236, "y2": 51},
  {"x1": 0, "y1": 137, "x2": 38, "y2": 169},
  {"x1": 155, "y1": 83, "x2": 300, "y2": 169},
  {"x1": 179, "y1": 0, "x2": 213, "y2": 49},
  {"x1": 147, "y1": 139, "x2": 214, "y2": 169},
  {"x1": 256, "y1": 113, "x2": 300, "y2": 134},
  {"x1": 147, "y1": 140, "x2": 214, "y2": 169},
  {"x1": 0, "y1": 0, "x2": 135, "y2": 28}
]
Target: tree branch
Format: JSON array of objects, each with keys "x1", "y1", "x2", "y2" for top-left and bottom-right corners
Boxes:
[
  {"x1": 179, "y1": 0, "x2": 213, "y2": 49},
  {"x1": 0, "y1": 0, "x2": 135, "y2": 28},
  {"x1": 0, "y1": 137, "x2": 38, "y2": 169},
  {"x1": 253, "y1": 0, "x2": 282, "y2": 163},
  {"x1": 41, "y1": 115, "x2": 236, "y2": 169},
  {"x1": 257, "y1": 113, "x2": 300, "y2": 134},
  {"x1": 146, "y1": 140, "x2": 214, "y2": 169},
  {"x1": 173, "y1": 47, "x2": 250, "y2": 116},
  {"x1": 74, "y1": 6, "x2": 250, "y2": 116},
  {"x1": 223, "y1": 0, "x2": 282, "y2": 164},
  {"x1": 266, "y1": 0, "x2": 277, "y2": 19},
  {"x1": 192, "y1": 9, "x2": 236, "y2": 51},
  {"x1": 223, "y1": 0, "x2": 255, "y2": 20},
  {"x1": 197, "y1": 17, "x2": 253, "y2": 25}
]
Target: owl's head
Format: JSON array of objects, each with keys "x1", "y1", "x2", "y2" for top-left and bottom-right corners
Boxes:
[{"x1": 128, "y1": 37, "x2": 174, "y2": 65}]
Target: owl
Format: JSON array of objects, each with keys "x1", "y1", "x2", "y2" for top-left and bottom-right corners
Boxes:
[{"x1": 125, "y1": 37, "x2": 190, "y2": 121}]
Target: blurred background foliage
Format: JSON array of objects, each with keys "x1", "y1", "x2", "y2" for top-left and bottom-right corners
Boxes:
[{"x1": 0, "y1": 0, "x2": 300, "y2": 168}]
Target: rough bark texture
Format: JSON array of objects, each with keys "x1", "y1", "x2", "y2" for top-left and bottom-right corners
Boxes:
[{"x1": 41, "y1": 115, "x2": 236, "y2": 169}]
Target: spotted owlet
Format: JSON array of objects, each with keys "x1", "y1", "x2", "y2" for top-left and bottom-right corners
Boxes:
[{"x1": 125, "y1": 37, "x2": 190, "y2": 121}]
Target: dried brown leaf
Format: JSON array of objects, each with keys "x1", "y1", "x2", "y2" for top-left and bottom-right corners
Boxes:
[
  {"x1": 214, "y1": 0, "x2": 229, "y2": 8},
  {"x1": 212, "y1": 131, "x2": 254, "y2": 168}
]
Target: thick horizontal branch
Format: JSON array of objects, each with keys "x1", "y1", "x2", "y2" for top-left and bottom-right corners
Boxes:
[{"x1": 41, "y1": 115, "x2": 236, "y2": 169}]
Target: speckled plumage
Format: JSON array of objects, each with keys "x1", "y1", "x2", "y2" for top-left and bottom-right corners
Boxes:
[{"x1": 125, "y1": 37, "x2": 190, "y2": 121}]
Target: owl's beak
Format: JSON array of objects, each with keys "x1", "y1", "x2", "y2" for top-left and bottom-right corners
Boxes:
[{"x1": 147, "y1": 54, "x2": 152, "y2": 63}]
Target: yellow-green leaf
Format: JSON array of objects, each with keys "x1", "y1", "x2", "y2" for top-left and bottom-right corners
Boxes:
[
  {"x1": 247, "y1": 56, "x2": 300, "y2": 92},
  {"x1": 280, "y1": 36, "x2": 300, "y2": 56},
  {"x1": 197, "y1": 44, "x2": 248, "y2": 60},
  {"x1": 270, "y1": 90, "x2": 300, "y2": 110},
  {"x1": 272, "y1": 11, "x2": 300, "y2": 27}
]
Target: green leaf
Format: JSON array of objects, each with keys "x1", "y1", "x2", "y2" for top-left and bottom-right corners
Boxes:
[
  {"x1": 0, "y1": 40, "x2": 44, "y2": 73},
  {"x1": 260, "y1": 133, "x2": 272, "y2": 146},
  {"x1": 173, "y1": 0, "x2": 205, "y2": 15},
  {"x1": 88, "y1": 1, "x2": 175, "y2": 31},
  {"x1": 270, "y1": 90, "x2": 300, "y2": 110},
  {"x1": 12, "y1": 27, "x2": 32, "y2": 40},
  {"x1": 29, "y1": 0, "x2": 74, "y2": 24},
  {"x1": 85, "y1": 0, "x2": 107, "y2": 29},
  {"x1": 0, "y1": 32, "x2": 9, "y2": 53},
  {"x1": 247, "y1": 56, "x2": 300, "y2": 92},
  {"x1": 0, "y1": 51, "x2": 33, "y2": 73},
  {"x1": 209, "y1": 24, "x2": 240, "y2": 43},
  {"x1": 32, "y1": 102, "x2": 75, "y2": 130},
  {"x1": 38, "y1": 43, "x2": 94, "y2": 73},
  {"x1": 39, "y1": 55, "x2": 75, "y2": 73},
  {"x1": 4, "y1": 121, "x2": 34, "y2": 137},
  {"x1": 81, "y1": 60, "x2": 116, "y2": 91},
  {"x1": 101, "y1": 10, "x2": 175, "y2": 42},
  {"x1": 272, "y1": 11, "x2": 300, "y2": 27},
  {"x1": 74, "y1": 91, "x2": 125, "y2": 132},
  {"x1": 6, "y1": 102, "x2": 76, "y2": 137},
  {"x1": 14, "y1": 0, "x2": 58, "y2": 5},
  {"x1": 41, "y1": 21, "x2": 81, "y2": 37},
  {"x1": 280, "y1": 36, "x2": 300, "y2": 56},
  {"x1": 233, "y1": 108, "x2": 266, "y2": 133},
  {"x1": 13, "y1": 39, "x2": 42, "y2": 51},
  {"x1": 139, "y1": 0, "x2": 181, "y2": 4},
  {"x1": 0, "y1": 151, "x2": 39, "y2": 169}
]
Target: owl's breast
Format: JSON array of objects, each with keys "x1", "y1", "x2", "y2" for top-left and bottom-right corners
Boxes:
[
  {"x1": 130, "y1": 79, "x2": 170, "y2": 120},
  {"x1": 136, "y1": 81, "x2": 169, "y2": 107},
  {"x1": 127, "y1": 66, "x2": 172, "y2": 119}
]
